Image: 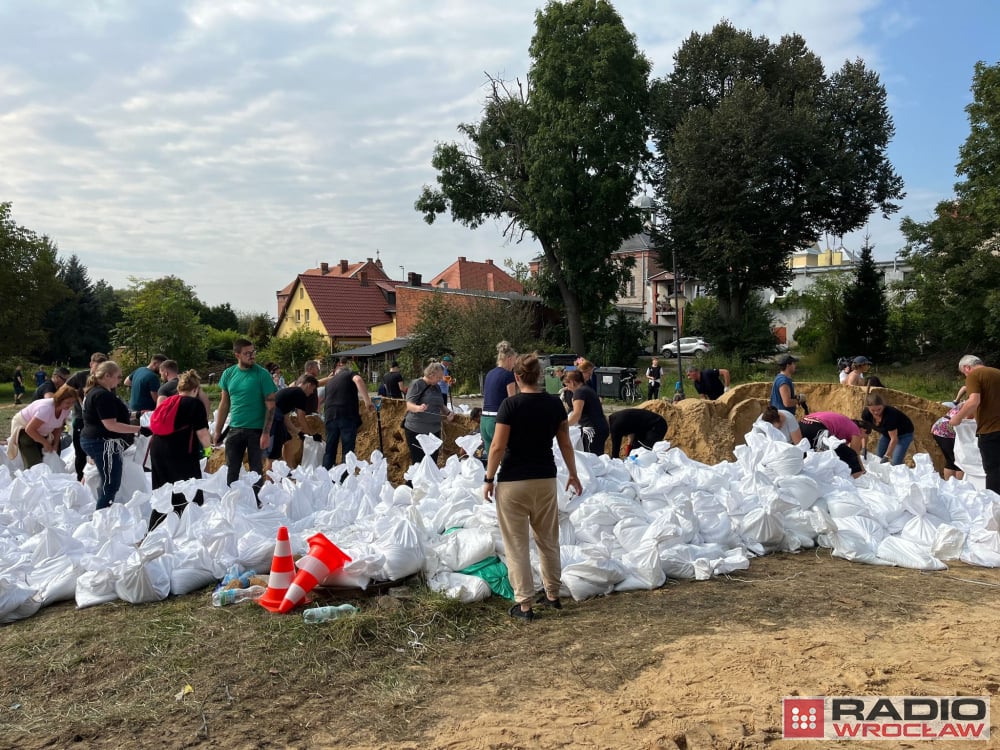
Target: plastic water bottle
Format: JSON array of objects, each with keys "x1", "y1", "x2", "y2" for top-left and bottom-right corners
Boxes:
[
  {"x1": 303, "y1": 604, "x2": 359, "y2": 623},
  {"x1": 212, "y1": 585, "x2": 265, "y2": 607}
]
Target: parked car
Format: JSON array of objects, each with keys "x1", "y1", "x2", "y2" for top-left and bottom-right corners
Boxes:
[{"x1": 660, "y1": 337, "x2": 711, "y2": 358}]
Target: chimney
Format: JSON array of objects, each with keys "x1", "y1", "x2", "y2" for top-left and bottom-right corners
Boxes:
[
  {"x1": 360, "y1": 270, "x2": 369, "y2": 287},
  {"x1": 458, "y1": 256, "x2": 466, "y2": 262},
  {"x1": 320, "y1": 262, "x2": 329, "y2": 275},
  {"x1": 366, "y1": 257, "x2": 373, "y2": 264},
  {"x1": 485, "y1": 258, "x2": 493, "y2": 266},
  {"x1": 340, "y1": 259, "x2": 348, "y2": 273},
  {"x1": 408, "y1": 272, "x2": 422, "y2": 287}
]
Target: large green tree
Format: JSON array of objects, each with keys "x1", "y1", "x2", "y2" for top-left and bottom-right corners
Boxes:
[
  {"x1": 0, "y1": 202, "x2": 67, "y2": 359},
  {"x1": 415, "y1": 0, "x2": 650, "y2": 354},
  {"x1": 40, "y1": 254, "x2": 114, "y2": 363},
  {"x1": 785, "y1": 272, "x2": 852, "y2": 360},
  {"x1": 112, "y1": 276, "x2": 209, "y2": 370},
  {"x1": 841, "y1": 235, "x2": 888, "y2": 359},
  {"x1": 649, "y1": 22, "x2": 903, "y2": 348},
  {"x1": 901, "y1": 60, "x2": 1000, "y2": 351},
  {"x1": 402, "y1": 294, "x2": 538, "y2": 392}
]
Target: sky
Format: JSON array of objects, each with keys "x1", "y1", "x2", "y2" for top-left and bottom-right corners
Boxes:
[{"x1": 1, "y1": 0, "x2": 997, "y2": 316}]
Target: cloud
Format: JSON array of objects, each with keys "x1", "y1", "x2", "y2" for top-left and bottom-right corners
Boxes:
[{"x1": 0, "y1": 0, "x2": 982, "y2": 315}]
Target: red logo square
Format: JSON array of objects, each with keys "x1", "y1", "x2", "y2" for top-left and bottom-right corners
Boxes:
[{"x1": 783, "y1": 698, "x2": 825, "y2": 738}]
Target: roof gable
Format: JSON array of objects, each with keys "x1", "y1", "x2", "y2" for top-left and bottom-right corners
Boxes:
[
  {"x1": 429, "y1": 257, "x2": 523, "y2": 293},
  {"x1": 294, "y1": 275, "x2": 394, "y2": 337}
]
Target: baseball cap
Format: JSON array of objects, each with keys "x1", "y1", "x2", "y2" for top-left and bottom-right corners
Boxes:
[
  {"x1": 853, "y1": 356, "x2": 872, "y2": 365},
  {"x1": 442, "y1": 355, "x2": 453, "y2": 362},
  {"x1": 777, "y1": 354, "x2": 798, "y2": 366}
]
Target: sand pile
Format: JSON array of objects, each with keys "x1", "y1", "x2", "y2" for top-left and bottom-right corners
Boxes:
[{"x1": 206, "y1": 384, "x2": 952, "y2": 484}]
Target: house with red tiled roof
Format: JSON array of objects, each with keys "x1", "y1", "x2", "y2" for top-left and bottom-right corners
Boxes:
[
  {"x1": 275, "y1": 270, "x2": 402, "y2": 351},
  {"x1": 274, "y1": 257, "x2": 531, "y2": 354},
  {"x1": 276, "y1": 257, "x2": 389, "y2": 322},
  {"x1": 429, "y1": 257, "x2": 523, "y2": 293}
]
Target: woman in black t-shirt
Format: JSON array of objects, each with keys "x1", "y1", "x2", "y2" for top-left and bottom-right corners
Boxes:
[
  {"x1": 148, "y1": 370, "x2": 212, "y2": 532},
  {"x1": 484, "y1": 354, "x2": 582, "y2": 621},
  {"x1": 861, "y1": 393, "x2": 915, "y2": 466},
  {"x1": 80, "y1": 361, "x2": 141, "y2": 510},
  {"x1": 562, "y1": 369, "x2": 610, "y2": 455}
]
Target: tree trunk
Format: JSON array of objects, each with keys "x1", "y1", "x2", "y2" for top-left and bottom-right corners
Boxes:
[{"x1": 542, "y1": 240, "x2": 587, "y2": 355}]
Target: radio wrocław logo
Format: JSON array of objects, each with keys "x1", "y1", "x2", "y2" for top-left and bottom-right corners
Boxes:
[{"x1": 783, "y1": 696, "x2": 990, "y2": 741}]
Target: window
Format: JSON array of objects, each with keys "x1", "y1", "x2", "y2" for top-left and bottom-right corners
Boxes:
[
  {"x1": 299, "y1": 288, "x2": 303, "y2": 299},
  {"x1": 629, "y1": 276, "x2": 636, "y2": 297},
  {"x1": 305, "y1": 309, "x2": 310, "y2": 323},
  {"x1": 295, "y1": 310, "x2": 301, "y2": 322}
]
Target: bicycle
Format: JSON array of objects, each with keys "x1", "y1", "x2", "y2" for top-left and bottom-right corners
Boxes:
[{"x1": 619, "y1": 372, "x2": 641, "y2": 403}]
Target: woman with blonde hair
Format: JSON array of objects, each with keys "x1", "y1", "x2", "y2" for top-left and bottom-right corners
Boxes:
[
  {"x1": 480, "y1": 341, "x2": 517, "y2": 457},
  {"x1": 80, "y1": 361, "x2": 141, "y2": 510},
  {"x1": 7, "y1": 385, "x2": 78, "y2": 468},
  {"x1": 148, "y1": 369, "x2": 212, "y2": 531}
]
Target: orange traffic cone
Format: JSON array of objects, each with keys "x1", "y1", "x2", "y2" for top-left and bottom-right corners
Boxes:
[
  {"x1": 258, "y1": 526, "x2": 295, "y2": 613},
  {"x1": 277, "y1": 533, "x2": 352, "y2": 614}
]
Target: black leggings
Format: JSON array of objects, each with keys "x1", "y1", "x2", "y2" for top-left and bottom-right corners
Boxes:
[
  {"x1": 73, "y1": 418, "x2": 87, "y2": 480},
  {"x1": 932, "y1": 434, "x2": 959, "y2": 472},
  {"x1": 800, "y1": 421, "x2": 863, "y2": 475}
]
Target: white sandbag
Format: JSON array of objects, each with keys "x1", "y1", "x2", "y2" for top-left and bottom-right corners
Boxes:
[
  {"x1": 114, "y1": 544, "x2": 172, "y2": 603},
  {"x1": 740, "y1": 505, "x2": 785, "y2": 548},
  {"x1": 759, "y1": 441, "x2": 804, "y2": 478},
  {"x1": 41, "y1": 449, "x2": 70, "y2": 474},
  {"x1": 954, "y1": 421, "x2": 985, "y2": 489},
  {"x1": 0, "y1": 577, "x2": 41, "y2": 623},
  {"x1": 75, "y1": 568, "x2": 119, "y2": 609},
  {"x1": 322, "y1": 549, "x2": 385, "y2": 589},
  {"x1": 433, "y1": 527, "x2": 495, "y2": 572},
  {"x1": 774, "y1": 475, "x2": 822, "y2": 509},
  {"x1": 375, "y1": 517, "x2": 425, "y2": 581},
  {"x1": 830, "y1": 516, "x2": 888, "y2": 564},
  {"x1": 168, "y1": 542, "x2": 219, "y2": 596},
  {"x1": 613, "y1": 515, "x2": 650, "y2": 550},
  {"x1": 614, "y1": 542, "x2": 666, "y2": 591},
  {"x1": 931, "y1": 524, "x2": 966, "y2": 561},
  {"x1": 659, "y1": 543, "x2": 726, "y2": 580},
  {"x1": 428, "y1": 570, "x2": 491, "y2": 603},
  {"x1": 560, "y1": 549, "x2": 626, "y2": 601},
  {"x1": 27, "y1": 555, "x2": 82, "y2": 605},
  {"x1": 300, "y1": 438, "x2": 325, "y2": 469},
  {"x1": 900, "y1": 514, "x2": 942, "y2": 549},
  {"x1": 876, "y1": 536, "x2": 947, "y2": 570},
  {"x1": 960, "y1": 527, "x2": 1000, "y2": 567},
  {"x1": 454, "y1": 433, "x2": 482, "y2": 458}
]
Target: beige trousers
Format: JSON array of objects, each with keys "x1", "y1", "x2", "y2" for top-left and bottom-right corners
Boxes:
[{"x1": 496, "y1": 477, "x2": 561, "y2": 605}]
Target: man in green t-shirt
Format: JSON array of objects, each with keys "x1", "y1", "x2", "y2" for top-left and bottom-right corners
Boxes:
[
  {"x1": 950, "y1": 354, "x2": 1000, "y2": 493},
  {"x1": 213, "y1": 338, "x2": 277, "y2": 499}
]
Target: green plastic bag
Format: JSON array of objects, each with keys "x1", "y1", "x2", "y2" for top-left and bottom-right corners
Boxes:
[{"x1": 459, "y1": 556, "x2": 514, "y2": 600}]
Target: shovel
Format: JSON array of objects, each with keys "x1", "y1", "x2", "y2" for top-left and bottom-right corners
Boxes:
[{"x1": 372, "y1": 396, "x2": 384, "y2": 453}]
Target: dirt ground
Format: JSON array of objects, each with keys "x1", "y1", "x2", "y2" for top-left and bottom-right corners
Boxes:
[
  {"x1": 3, "y1": 553, "x2": 997, "y2": 750},
  {"x1": 4, "y1": 383, "x2": 995, "y2": 750}
]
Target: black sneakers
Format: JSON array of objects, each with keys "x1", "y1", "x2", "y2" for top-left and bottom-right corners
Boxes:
[
  {"x1": 534, "y1": 592, "x2": 563, "y2": 610},
  {"x1": 508, "y1": 603, "x2": 534, "y2": 621}
]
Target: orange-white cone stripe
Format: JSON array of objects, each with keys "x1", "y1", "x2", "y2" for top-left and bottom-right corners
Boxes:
[
  {"x1": 278, "y1": 582, "x2": 309, "y2": 611},
  {"x1": 296, "y1": 554, "x2": 332, "y2": 581},
  {"x1": 266, "y1": 569, "x2": 294, "y2": 589}
]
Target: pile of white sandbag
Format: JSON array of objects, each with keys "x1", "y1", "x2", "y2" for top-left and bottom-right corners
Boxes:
[{"x1": 1, "y1": 423, "x2": 998, "y2": 624}]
